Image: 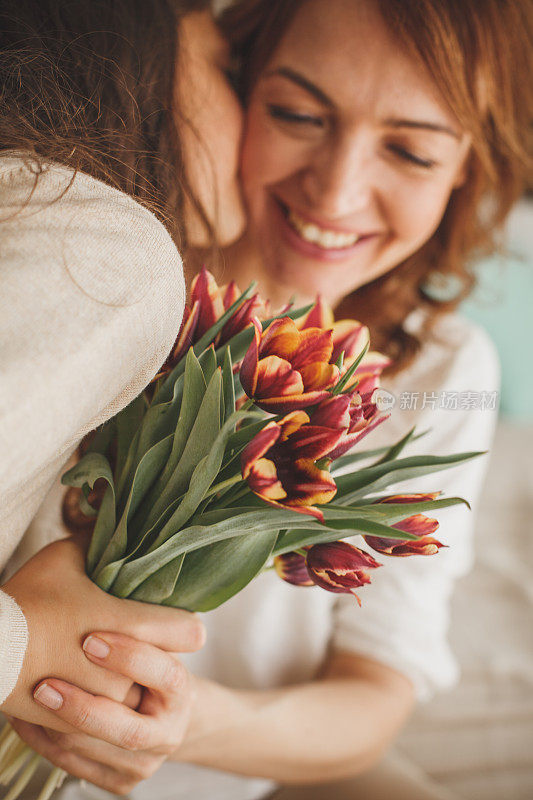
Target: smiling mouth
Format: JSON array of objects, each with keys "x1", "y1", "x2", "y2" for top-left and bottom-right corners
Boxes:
[{"x1": 283, "y1": 205, "x2": 361, "y2": 250}]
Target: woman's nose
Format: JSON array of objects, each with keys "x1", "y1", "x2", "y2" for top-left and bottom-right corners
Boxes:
[{"x1": 301, "y1": 136, "x2": 375, "y2": 218}]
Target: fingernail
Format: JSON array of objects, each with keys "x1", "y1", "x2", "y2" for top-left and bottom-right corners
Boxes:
[
  {"x1": 34, "y1": 683, "x2": 63, "y2": 710},
  {"x1": 83, "y1": 635, "x2": 110, "y2": 659}
]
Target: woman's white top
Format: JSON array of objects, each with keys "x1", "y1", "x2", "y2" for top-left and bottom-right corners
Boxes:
[
  {"x1": 29, "y1": 304, "x2": 500, "y2": 800},
  {"x1": 0, "y1": 153, "x2": 185, "y2": 706}
]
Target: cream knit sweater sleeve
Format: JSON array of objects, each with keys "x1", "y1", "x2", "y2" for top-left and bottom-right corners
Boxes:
[{"x1": 0, "y1": 153, "x2": 185, "y2": 705}]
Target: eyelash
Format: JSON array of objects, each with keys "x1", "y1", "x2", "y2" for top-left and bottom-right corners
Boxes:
[
  {"x1": 267, "y1": 104, "x2": 324, "y2": 128},
  {"x1": 388, "y1": 145, "x2": 436, "y2": 169},
  {"x1": 267, "y1": 105, "x2": 437, "y2": 169}
]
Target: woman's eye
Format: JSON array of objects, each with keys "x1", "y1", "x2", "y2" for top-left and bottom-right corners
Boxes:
[
  {"x1": 267, "y1": 104, "x2": 324, "y2": 128},
  {"x1": 388, "y1": 144, "x2": 436, "y2": 169}
]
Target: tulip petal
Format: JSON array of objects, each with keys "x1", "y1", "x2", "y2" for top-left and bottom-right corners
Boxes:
[
  {"x1": 291, "y1": 327, "x2": 334, "y2": 369},
  {"x1": 220, "y1": 293, "x2": 263, "y2": 345},
  {"x1": 287, "y1": 425, "x2": 345, "y2": 461},
  {"x1": 255, "y1": 495, "x2": 326, "y2": 522},
  {"x1": 311, "y1": 395, "x2": 351, "y2": 430},
  {"x1": 223, "y1": 280, "x2": 241, "y2": 310},
  {"x1": 282, "y1": 458, "x2": 337, "y2": 506},
  {"x1": 388, "y1": 538, "x2": 445, "y2": 556},
  {"x1": 306, "y1": 541, "x2": 381, "y2": 594},
  {"x1": 256, "y1": 389, "x2": 333, "y2": 414},
  {"x1": 256, "y1": 355, "x2": 304, "y2": 398},
  {"x1": 241, "y1": 423, "x2": 281, "y2": 478},
  {"x1": 364, "y1": 534, "x2": 445, "y2": 557},
  {"x1": 299, "y1": 361, "x2": 340, "y2": 391},
  {"x1": 190, "y1": 267, "x2": 225, "y2": 338},
  {"x1": 379, "y1": 493, "x2": 442, "y2": 504},
  {"x1": 240, "y1": 319, "x2": 261, "y2": 397},
  {"x1": 171, "y1": 300, "x2": 200, "y2": 363},
  {"x1": 247, "y1": 458, "x2": 287, "y2": 500},
  {"x1": 300, "y1": 296, "x2": 335, "y2": 330},
  {"x1": 274, "y1": 551, "x2": 314, "y2": 586},
  {"x1": 328, "y1": 413, "x2": 390, "y2": 459},
  {"x1": 260, "y1": 317, "x2": 302, "y2": 359},
  {"x1": 332, "y1": 320, "x2": 369, "y2": 362},
  {"x1": 278, "y1": 411, "x2": 310, "y2": 441},
  {"x1": 392, "y1": 514, "x2": 439, "y2": 536}
]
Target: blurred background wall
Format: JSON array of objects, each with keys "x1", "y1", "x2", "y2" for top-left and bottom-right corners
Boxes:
[
  {"x1": 462, "y1": 196, "x2": 533, "y2": 422},
  {"x1": 396, "y1": 195, "x2": 533, "y2": 800}
]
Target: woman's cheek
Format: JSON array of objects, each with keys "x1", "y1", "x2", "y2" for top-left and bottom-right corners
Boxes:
[{"x1": 389, "y1": 175, "x2": 458, "y2": 248}]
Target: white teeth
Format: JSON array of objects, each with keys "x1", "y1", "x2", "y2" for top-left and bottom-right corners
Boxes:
[{"x1": 287, "y1": 209, "x2": 360, "y2": 249}]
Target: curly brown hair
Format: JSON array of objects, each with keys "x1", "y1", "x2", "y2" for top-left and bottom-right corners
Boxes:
[
  {"x1": 220, "y1": 0, "x2": 533, "y2": 374},
  {"x1": 0, "y1": 0, "x2": 213, "y2": 253}
]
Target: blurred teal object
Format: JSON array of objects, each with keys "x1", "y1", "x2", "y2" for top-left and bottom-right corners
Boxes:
[{"x1": 461, "y1": 199, "x2": 532, "y2": 421}]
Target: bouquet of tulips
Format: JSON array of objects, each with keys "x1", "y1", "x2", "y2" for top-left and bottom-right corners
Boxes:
[{"x1": 0, "y1": 268, "x2": 480, "y2": 800}]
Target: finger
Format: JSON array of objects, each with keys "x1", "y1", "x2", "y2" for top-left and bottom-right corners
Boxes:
[
  {"x1": 9, "y1": 718, "x2": 142, "y2": 795},
  {"x1": 124, "y1": 683, "x2": 142, "y2": 709},
  {"x1": 82, "y1": 633, "x2": 188, "y2": 705},
  {"x1": 114, "y1": 600, "x2": 206, "y2": 654},
  {"x1": 44, "y1": 727, "x2": 163, "y2": 777},
  {"x1": 32, "y1": 679, "x2": 159, "y2": 750}
]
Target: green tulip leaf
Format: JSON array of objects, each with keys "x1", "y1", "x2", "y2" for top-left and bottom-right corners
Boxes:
[
  {"x1": 148, "y1": 409, "x2": 259, "y2": 551},
  {"x1": 130, "y1": 554, "x2": 186, "y2": 603},
  {"x1": 92, "y1": 434, "x2": 173, "y2": 576},
  {"x1": 322, "y1": 495, "x2": 469, "y2": 523},
  {"x1": 199, "y1": 346, "x2": 217, "y2": 386},
  {"x1": 109, "y1": 507, "x2": 324, "y2": 597},
  {"x1": 137, "y1": 350, "x2": 206, "y2": 529},
  {"x1": 164, "y1": 531, "x2": 278, "y2": 611},
  {"x1": 330, "y1": 341, "x2": 369, "y2": 395},
  {"x1": 62, "y1": 452, "x2": 116, "y2": 574},
  {"x1": 114, "y1": 394, "x2": 146, "y2": 485},
  {"x1": 143, "y1": 368, "x2": 223, "y2": 528},
  {"x1": 222, "y1": 347, "x2": 235, "y2": 422},
  {"x1": 116, "y1": 374, "x2": 184, "y2": 506},
  {"x1": 335, "y1": 451, "x2": 484, "y2": 504}
]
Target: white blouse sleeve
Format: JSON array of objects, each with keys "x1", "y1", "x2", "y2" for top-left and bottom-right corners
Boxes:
[{"x1": 331, "y1": 316, "x2": 500, "y2": 700}]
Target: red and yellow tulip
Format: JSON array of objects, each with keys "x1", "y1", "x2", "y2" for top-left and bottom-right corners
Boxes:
[
  {"x1": 327, "y1": 390, "x2": 389, "y2": 459},
  {"x1": 306, "y1": 541, "x2": 382, "y2": 605},
  {"x1": 240, "y1": 317, "x2": 341, "y2": 413},
  {"x1": 274, "y1": 549, "x2": 314, "y2": 587},
  {"x1": 168, "y1": 267, "x2": 266, "y2": 366},
  {"x1": 241, "y1": 410, "x2": 342, "y2": 520},
  {"x1": 299, "y1": 296, "x2": 391, "y2": 395},
  {"x1": 364, "y1": 493, "x2": 446, "y2": 556}
]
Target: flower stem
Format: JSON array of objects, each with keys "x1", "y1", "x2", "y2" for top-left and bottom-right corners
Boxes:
[{"x1": 202, "y1": 474, "x2": 242, "y2": 501}]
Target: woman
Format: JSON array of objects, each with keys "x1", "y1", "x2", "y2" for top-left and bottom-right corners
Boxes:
[
  {"x1": 9, "y1": 0, "x2": 532, "y2": 798},
  {"x1": 0, "y1": 0, "x2": 244, "y2": 763}
]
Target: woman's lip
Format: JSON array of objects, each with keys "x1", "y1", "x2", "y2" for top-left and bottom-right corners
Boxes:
[
  {"x1": 277, "y1": 199, "x2": 368, "y2": 236},
  {"x1": 273, "y1": 198, "x2": 377, "y2": 261}
]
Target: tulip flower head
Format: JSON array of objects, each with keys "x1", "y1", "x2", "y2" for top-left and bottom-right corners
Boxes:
[
  {"x1": 240, "y1": 317, "x2": 341, "y2": 413},
  {"x1": 274, "y1": 550, "x2": 314, "y2": 586},
  {"x1": 299, "y1": 296, "x2": 391, "y2": 395},
  {"x1": 364, "y1": 493, "x2": 446, "y2": 556},
  {"x1": 306, "y1": 541, "x2": 381, "y2": 605},
  {"x1": 166, "y1": 267, "x2": 266, "y2": 367},
  {"x1": 241, "y1": 410, "x2": 342, "y2": 520},
  {"x1": 327, "y1": 390, "x2": 389, "y2": 460}
]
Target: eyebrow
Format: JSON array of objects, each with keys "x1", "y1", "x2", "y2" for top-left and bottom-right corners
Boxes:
[
  {"x1": 384, "y1": 118, "x2": 461, "y2": 140},
  {"x1": 263, "y1": 67, "x2": 335, "y2": 108},
  {"x1": 264, "y1": 67, "x2": 461, "y2": 140}
]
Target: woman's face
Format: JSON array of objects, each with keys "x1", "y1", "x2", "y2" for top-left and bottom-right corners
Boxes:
[
  {"x1": 240, "y1": 0, "x2": 471, "y2": 306},
  {"x1": 178, "y1": 11, "x2": 246, "y2": 248}
]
